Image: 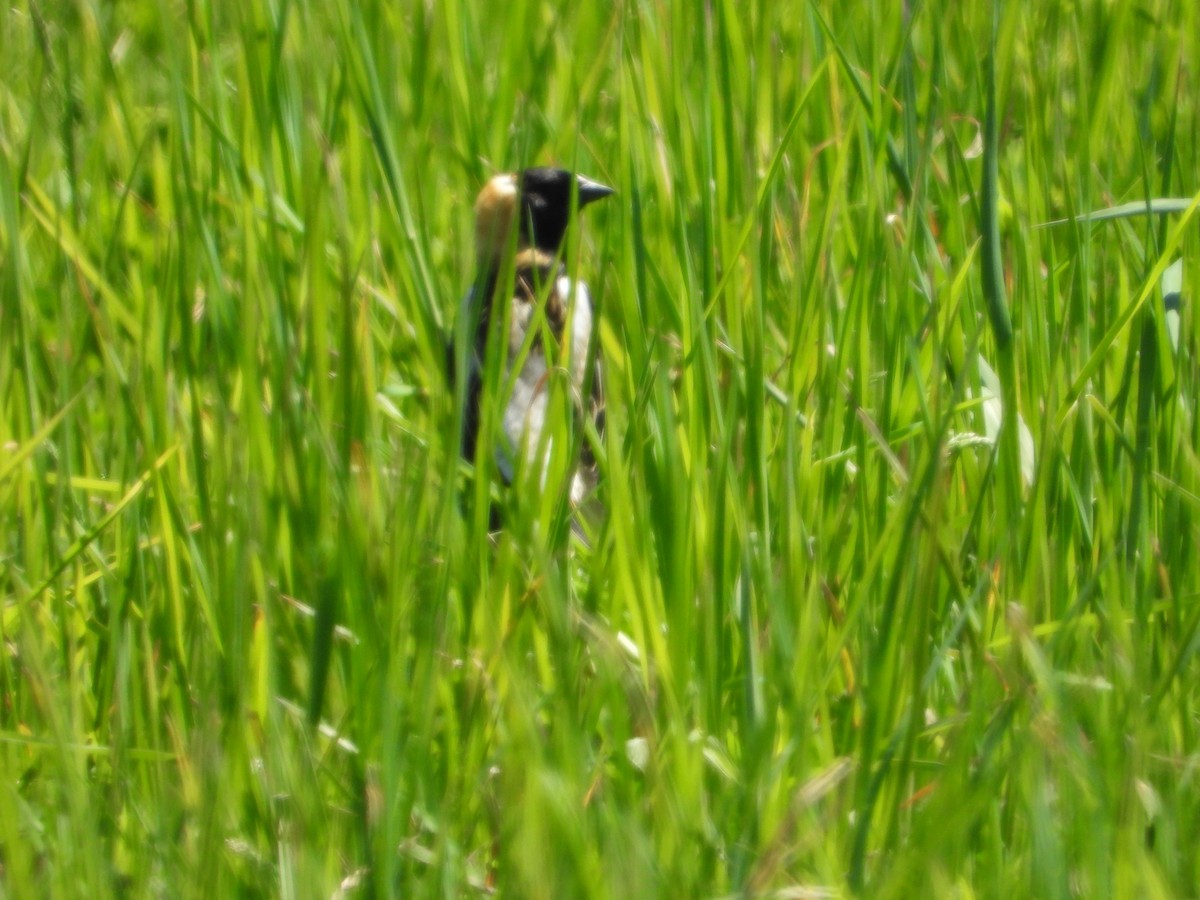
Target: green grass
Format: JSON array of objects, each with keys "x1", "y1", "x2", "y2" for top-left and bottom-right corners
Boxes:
[{"x1": 3, "y1": 0, "x2": 1200, "y2": 895}]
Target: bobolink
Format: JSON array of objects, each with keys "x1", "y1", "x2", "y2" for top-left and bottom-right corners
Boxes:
[{"x1": 453, "y1": 167, "x2": 613, "y2": 516}]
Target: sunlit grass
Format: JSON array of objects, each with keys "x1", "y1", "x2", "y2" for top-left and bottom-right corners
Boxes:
[{"x1": 2, "y1": 0, "x2": 1199, "y2": 895}]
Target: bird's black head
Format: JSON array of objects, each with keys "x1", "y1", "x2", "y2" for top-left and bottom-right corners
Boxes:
[{"x1": 517, "y1": 167, "x2": 613, "y2": 253}]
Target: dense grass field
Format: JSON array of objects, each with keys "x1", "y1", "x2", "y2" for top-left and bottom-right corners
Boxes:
[{"x1": 3, "y1": 0, "x2": 1200, "y2": 895}]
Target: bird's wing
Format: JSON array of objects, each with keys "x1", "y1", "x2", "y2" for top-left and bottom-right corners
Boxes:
[{"x1": 450, "y1": 283, "x2": 518, "y2": 485}]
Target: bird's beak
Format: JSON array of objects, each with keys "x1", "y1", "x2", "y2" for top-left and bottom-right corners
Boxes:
[{"x1": 576, "y1": 174, "x2": 614, "y2": 206}]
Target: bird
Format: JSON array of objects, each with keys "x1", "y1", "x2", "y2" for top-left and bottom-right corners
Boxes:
[{"x1": 450, "y1": 167, "x2": 613, "y2": 522}]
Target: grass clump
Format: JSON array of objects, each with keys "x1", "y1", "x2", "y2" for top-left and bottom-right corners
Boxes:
[{"x1": 2, "y1": 0, "x2": 1199, "y2": 895}]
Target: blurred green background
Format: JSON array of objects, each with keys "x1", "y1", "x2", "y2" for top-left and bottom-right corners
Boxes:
[{"x1": 2, "y1": 0, "x2": 1198, "y2": 895}]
